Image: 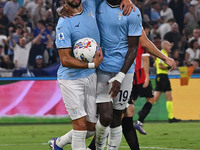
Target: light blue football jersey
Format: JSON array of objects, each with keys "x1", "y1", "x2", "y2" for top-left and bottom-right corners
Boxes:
[
  {"x1": 55, "y1": 0, "x2": 100, "y2": 80},
  {"x1": 97, "y1": 1, "x2": 142, "y2": 73}
]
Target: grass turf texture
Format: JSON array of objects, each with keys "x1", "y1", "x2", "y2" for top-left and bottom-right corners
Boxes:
[
  {"x1": 0, "y1": 116, "x2": 71, "y2": 124},
  {"x1": 0, "y1": 122, "x2": 199, "y2": 150}
]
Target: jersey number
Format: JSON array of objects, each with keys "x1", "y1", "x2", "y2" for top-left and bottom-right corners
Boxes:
[{"x1": 119, "y1": 90, "x2": 129, "y2": 102}]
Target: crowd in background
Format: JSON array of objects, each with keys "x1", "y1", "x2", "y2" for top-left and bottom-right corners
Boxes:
[
  {"x1": 0, "y1": 0, "x2": 200, "y2": 76},
  {"x1": 135, "y1": 0, "x2": 200, "y2": 69},
  {"x1": 0, "y1": 0, "x2": 62, "y2": 73}
]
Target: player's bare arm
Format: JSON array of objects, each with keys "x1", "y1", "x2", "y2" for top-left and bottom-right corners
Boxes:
[
  {"x1": 108, "y1": 36, "x2": 140, "y2": 98},
  {"x1": 142, "y1": 55, "x2": 150, "y2": 88},
  {"x1": 58, "y1": 47, "x2": 103, "y2": 68},
  {"x1": 121, "y1": 36, "x2": 140, "y2": 73},
  {"x1": 139, "y1": 30, "x2": 176, "y2": 70}
]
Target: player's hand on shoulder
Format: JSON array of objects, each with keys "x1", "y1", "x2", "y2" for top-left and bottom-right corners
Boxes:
[
  {"x1": 93, "y1": 47, "x2": 103, "y2": 68},
  {"x1": 164, "y1": 57, "x2": 176, "y2": 71},
  {"x1": 120, "y1": 0, "x2": 135, "y2": 16},
  {"x1": 57, "y1": 3, "x2": 74, "y2": 18}
]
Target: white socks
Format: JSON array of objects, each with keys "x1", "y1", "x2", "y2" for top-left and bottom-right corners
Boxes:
[
  {"x1": 56, "y1": 129, "x2": 94, "y2": 148},
  {"x1": 56, "y1": 129, "x2": 73, "y2": 148},
  {"x1": 55, "y1": 123, "x2": 122, "y2": 150},
  {"x1": 107, "y1": 126, "x2": 122, "y2": 150},
  {"x1": 95, "y1": 120, "x2": 109, "y2": 150},
  {"x1": 95, "y1": 120, "x2": 123, "y2": 150},
  {"x1": 72, "y1": 130, "x2": 87, "y2": 150}
]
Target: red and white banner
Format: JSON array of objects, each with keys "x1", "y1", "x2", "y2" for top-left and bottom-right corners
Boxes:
[{"x1": 0, "y1": 81, "x2": 68, "y2": 116}]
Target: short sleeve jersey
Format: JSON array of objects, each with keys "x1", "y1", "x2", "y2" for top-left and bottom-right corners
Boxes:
[
  {"x1": 134, "y1": 44, "x2": 150, "y2": 84},
  {"x1": 96, "y1": 1, "x2": 142, "y2": 73},
  {"x1": 55, "y1": 0, "x2": 100, "y2": 80}
]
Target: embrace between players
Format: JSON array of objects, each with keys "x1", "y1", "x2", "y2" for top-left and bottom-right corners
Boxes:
[{"x1": 48, "y1": 0, "x2": 176, "y2": 150}]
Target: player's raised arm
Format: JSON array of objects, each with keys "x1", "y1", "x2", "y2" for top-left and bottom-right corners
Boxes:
[{"x1": 139, "y1": 29, "x2": 176, "y2": 70}]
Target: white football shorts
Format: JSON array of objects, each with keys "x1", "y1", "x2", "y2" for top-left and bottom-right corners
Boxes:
[
  {"x1": 58, "y1": 73, "x2": 97, "y2": 123},
  {"x1": 96, "y1": 70, "x2": 133, "y2": 110}
]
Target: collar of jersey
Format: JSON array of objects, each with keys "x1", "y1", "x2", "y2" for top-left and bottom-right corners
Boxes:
[
  {"x1": 73, "y1": 10, "x2": 83, "y2": 16},
  {"x1": 106, "y1": 0, "x2": 120, "y2": 8}
]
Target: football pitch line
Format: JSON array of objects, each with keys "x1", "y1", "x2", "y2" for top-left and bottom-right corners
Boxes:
[{"x1": 0, "y1": 143, "x2": 193, "y2": 150}]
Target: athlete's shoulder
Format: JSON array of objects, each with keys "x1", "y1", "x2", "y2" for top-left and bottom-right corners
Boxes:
[
  {"x1": 56, "y1": 18, "x2": 66, "y2": 28},
  {"x1": 134, "y1": 5, "x2": 141, "y2": 13},
  {"x1": 127, "y1": 5, "x2": 140, "y2": 18},
  {"x1": 128, "y1": 5, "x2": 142, "y2": 22},
  {"x1": 56, "y1": 17, "x2": 71, "y2": 32},
  {"x1": 83, "y1": 0, "x2": 99, "y2": 10}
]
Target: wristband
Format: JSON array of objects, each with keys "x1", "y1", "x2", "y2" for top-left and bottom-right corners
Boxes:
[
  {"x1": 115, "y1": 72, "x2": 126, "y2": 83},
  {"x1": 108, "y1": 72, "x2": 126, "y2": 84},
  {"x1": 88, "y1": 63, "x2": 95, "y2": 69}
]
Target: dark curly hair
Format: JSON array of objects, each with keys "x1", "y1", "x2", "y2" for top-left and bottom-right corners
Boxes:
[{"x1": 189, "y1": 39, "x2": 198, "y2": 49}]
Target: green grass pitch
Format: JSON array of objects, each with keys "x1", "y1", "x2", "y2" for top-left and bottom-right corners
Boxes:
[{"x1": 0, "y1": 121, "x2": 199, "y2": 150}]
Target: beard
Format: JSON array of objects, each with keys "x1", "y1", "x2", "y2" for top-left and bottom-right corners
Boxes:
[{"x1": 67, "y1": 0, "x2": 81, "y2": 8}]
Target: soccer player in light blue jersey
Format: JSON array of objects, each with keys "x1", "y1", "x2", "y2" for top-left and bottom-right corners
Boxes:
[
  {"x1": 52, "y1": 2, "x2": 177, "y2": 150},
  {"x1": 94, "y1": 0, "x2": 143, "y2": 149},
  {"x1": 48, "y1": 0, "x2": 103, "y2": 149}
]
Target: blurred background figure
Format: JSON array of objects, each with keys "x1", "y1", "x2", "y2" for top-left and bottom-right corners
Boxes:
[
  {"x1": 157, "y1": 18, "x2": 175, "y2": 40},
  {"x1": 0, "y1": 6, "x2": 9, "y2": 35},
  {"x1": 33, "y1": 55, "x2": 45, "y2": 69},
  {"x1": 169, "y1": 0, "x2": 184, "y2": 33},
  {"x1": 151, "y1": 1, "x2": 164, "y2": 25},
  {"x1": 185, "y1": 39, "x2": 200, "y2": 68},
  {"x1": 160, "y1": 2, "x2": 174, "y2": 22},
  {"x1": 189, "y1": 28, "x2": 200, "y2": 46},
  {"x1": 1, "y1": 55, "x2": 15, "y2": 69},
  {"x1": 172, "y1": 49, "x2": 183, "y2": 67},
  {"x1": 164, "y1": 23, "x2": 182, "y2": 55},
  {"x1": 3, "y1": 0, "x2": 20, "y2": 23},
  {"x1": 184, "y1": 2, "x2": 199, "y2": 34}
]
